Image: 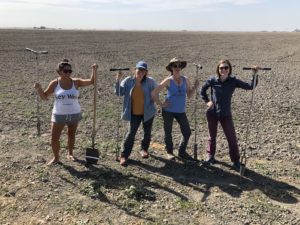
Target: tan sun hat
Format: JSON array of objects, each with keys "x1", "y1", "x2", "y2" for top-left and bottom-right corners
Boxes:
[{"x1": 166, "y1": 57, "x2": 187, "y2": 72}]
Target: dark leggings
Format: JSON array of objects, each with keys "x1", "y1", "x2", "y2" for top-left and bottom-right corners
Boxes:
[
  {"x1": 122, "y1": 115, "x2": 154, "y2": 158},
  {"x1": 206, "y1": 111, "x2": 240, "y2": 163},
  {"x1": 162, "y1": 110, "x2": 191, "y2": 154}
]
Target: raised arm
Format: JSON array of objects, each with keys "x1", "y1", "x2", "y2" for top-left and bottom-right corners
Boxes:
[
  {"x1": 236, "y1": 75, "x2": 258, "y2": 90},
  {"x1": 115, "y1": 71, "x2": 129, "y2": 96},
  {"x1": 236, "y1": 66, "x2": 261, "y2": 90},
  {"x1": 75, "y1": 64, "x2": 98, "y2": 88}
]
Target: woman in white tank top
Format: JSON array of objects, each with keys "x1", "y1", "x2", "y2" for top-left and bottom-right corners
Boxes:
[{"x1": 34, "y1": 59, "x2": 98, "y2": 165}]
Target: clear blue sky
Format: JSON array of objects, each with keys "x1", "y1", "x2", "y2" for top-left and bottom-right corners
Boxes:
[{"x1": 0, "y1": 0, "x2": 299, "y2": 31}]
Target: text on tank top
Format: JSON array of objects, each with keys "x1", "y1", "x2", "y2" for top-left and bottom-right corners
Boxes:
[{"x1": 52, "y1": 79, "x2": 81, "y2": 115}]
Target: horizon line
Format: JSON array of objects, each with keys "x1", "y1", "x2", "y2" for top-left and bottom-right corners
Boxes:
[{"x1": 0, "y1": 26, "x2": 299, "y2": 33}]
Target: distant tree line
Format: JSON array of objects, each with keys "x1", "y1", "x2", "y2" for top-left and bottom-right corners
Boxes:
[
  {"x1": 33, "y1": 26, "x2": 46, "y2": 29},
  {"x1": 33, "y1": 26, "x2": 61, "y2": 30}
]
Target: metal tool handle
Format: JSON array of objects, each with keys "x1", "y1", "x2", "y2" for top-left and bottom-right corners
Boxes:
[
  {"x1": 116, "y1": 80, "x2": 122, "y2": 161},
  {"x1": 26, "y1": 48, "x2": 48, "y2": 136},
  {"x1": 240, "y1": 72, "x2": 258, "y2": 173},
  {"x1": 113, "y1": 70, "x2": 124, "y2": 161},
  {"x1": 110, "y1": 68, "x2": 130, "y2": 71},
  {"x1": 240, "y1": 66, "x2": 271, "y2": 175},
  {"x1": 25, "y1": 48, "x2": 48, "y2": 54},
  {"x1": 193, "y1": 63, "x2": 203, "y2": 70},
  {"x1": 192, "y1": 63, "x2": 202, "y2": 160},
  {"x1": 243, "y1": 67, "x2": 271, "y2": 71},
  {"x1": 35, "y1": 55, "x2": 41, "y2": 136}
]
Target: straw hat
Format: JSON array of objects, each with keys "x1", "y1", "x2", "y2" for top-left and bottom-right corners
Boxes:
[{"x1": 166, "y1": 57, "x2": 187, "y2": 72}]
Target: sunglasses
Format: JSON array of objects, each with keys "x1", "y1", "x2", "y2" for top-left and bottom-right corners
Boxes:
[
  {"x1": 219, "y1": 66, "x2": 229, "y2": 70},
  {"x1": 62, "y1": 69, "x2": 72, "y2": 74},
  {"x1": 172, "y1": 63, "x2": 182, "y2": 68}
]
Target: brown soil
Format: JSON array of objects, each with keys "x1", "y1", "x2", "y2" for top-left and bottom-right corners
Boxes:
[{"x1": 0, "y1": 29, "x2": 299, "y2": 225}]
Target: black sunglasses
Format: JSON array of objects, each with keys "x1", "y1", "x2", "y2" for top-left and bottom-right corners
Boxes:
[
  {"x1": 172, "y1": 63, "x2": 182, "y2": 68},
  {"x1": 219, "y1": 66, "x2": 229, "y2": 70}
]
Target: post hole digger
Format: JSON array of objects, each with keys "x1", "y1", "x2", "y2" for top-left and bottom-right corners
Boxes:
[
  {"x1": 110, "y1": 67, "x2": 130, "y2": 161},
  {"x1": 240, "y1": 66, "x2": 271, "y2": 176},
  {"x1": 86, "y1": 65, "x2": 100, "y2": 164},
  {"x1": 25, "y1": 48, "x2": 48, "y2": 136}
]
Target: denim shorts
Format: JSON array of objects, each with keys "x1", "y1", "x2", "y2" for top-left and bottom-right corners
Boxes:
[{"x1": 51, "y1": 113, "x2": 82, "y2": 124}]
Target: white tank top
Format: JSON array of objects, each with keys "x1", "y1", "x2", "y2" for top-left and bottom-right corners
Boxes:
[{"x1": 52, "y1": 79, "x2": 81, "y2": 115}]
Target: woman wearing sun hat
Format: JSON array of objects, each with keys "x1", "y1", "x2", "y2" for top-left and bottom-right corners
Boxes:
[
  {"x1": 152, "y1": 57, "x2": 199, "y2": 160},
  {"x1": 115, "y1": 60, "x2": 158, "y2": 166}
]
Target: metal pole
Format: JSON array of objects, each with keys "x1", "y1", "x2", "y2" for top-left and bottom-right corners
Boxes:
[
  {"x1": 240, "y1": 71, "x2": 257, "y2": 175},
  {"x1": 35, "y1": 55, "x2": 41, "y2": 136},
  {"x1": 193, "y1": 66, "x2": 198, "y2": 160},
  {"x1": 240, "y1": 67, "x2": 271, "y2": 176},
  {"x1": 25, "y1": 48, "x2": 48, "y2": 136},
  {"x1": 116, "y1": 81, "x2": 121, "y2": 161},
  {"x1": 192, "y1": 63, "x2": 202, "y2": 160},
  {"x1": 110, "y1": 68, "x2": 130, "y2": 161}
]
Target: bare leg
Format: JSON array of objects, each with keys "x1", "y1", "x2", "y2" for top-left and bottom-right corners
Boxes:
[
  {"x1": 48, "y1": 122, "x2": 65, "y2": 165},
  {"x1": 67, "y1": 122, "x2": 78, "y2": 161}
]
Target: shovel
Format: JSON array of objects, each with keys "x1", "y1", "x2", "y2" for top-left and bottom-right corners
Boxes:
[
  {"x1": 86, "y1": 66, "x2": 99, "y2": 164},
  {"x1": 240, "y1": 67, "x2": 271, "y2": 176}
]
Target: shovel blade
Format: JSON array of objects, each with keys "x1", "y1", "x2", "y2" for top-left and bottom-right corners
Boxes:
[
  {"x1": 240, "y1": 163, "x2": 246, "y2": 176},
  {"x1": 86, "y1": 147, "x2": 99, "y2": 164}
]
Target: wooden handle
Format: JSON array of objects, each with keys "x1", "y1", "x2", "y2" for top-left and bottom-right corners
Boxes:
[{"x1": 92, "y1": 70, "x2": 97, "y2": 136}]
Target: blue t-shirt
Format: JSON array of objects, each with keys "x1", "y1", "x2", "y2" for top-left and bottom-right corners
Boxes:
[{"x1": 164, "y1": 76, "x2": 187, "y2": 113}]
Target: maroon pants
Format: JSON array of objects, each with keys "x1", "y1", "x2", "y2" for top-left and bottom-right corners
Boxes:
[{"x1": 206, "y1": 111, "x2": 240, "y2": 163}]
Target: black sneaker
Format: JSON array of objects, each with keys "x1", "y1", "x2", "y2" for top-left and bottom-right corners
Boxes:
[
  {"x1": 204, "y1": 156, "x2": 216, "y2": 164},
  {"x1": 178, "y1": 152, "x2": 194, "y2": 161}
]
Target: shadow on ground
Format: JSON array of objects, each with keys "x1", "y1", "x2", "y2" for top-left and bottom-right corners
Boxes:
[
  {"x1": 130, "y1": 154, "x2": 300, "y2": 204},
  {"x1": 59, "y1": 153, "x2": 299, "y2": 221},
  {"x1": 61, "y1": 158, "x2": 188, "y2": 222}
]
